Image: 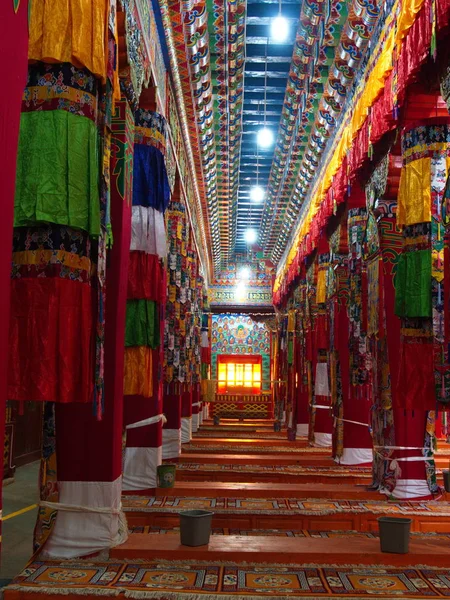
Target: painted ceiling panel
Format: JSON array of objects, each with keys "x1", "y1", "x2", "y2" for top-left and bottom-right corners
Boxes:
[{"x1": 162, "y1": 0, "x2": 385, "y2": 281}]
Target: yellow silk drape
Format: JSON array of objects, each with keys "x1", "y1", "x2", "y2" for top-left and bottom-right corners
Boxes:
[
  {"x1": 28, "y1": 0, "x2": 108, "y2": 81},
  {"x1": 124, "y1": 347, "x2": 153, "y2": 398},
  {"x1": 397, "y1": 158, "x2": 432, "y2": 226},
  {"x1": 316, "y1": 269, "x2": 327, "y2": 305},
  {"x1": 275, "y1": 0, "x2": 427, "y2": 293}
]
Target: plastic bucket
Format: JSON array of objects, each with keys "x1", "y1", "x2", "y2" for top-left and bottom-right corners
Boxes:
[
  {"x1": 378, "y1": 517, "x2": 412, "y2": 553},
  {"x1": 179, "y1": 510, "x2": 214, "y2": 546},
  {"x1": 157, "y1": 464, "x2": 176, "y2": 488},
  {"x1": 287, "y1": 428, "x2": 296, "y2": 442},
  {"x1": 443, "y1": 470, "x2": 450, "y2": 492}
]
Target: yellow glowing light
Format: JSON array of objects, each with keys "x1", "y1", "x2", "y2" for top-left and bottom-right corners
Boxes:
[
  {"x1": 217, "y1": 360, "x2": 262, "y2": 392},
  {"x1": 235, "y1": 282, "x2": 246, "y2": 301}
]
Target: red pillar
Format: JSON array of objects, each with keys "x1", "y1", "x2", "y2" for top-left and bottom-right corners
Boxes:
[
  {"x1": 44, "y1": 98, "x2": 133, "y2": 558},
  {"x1": 192, "y1": 385, "x2": 202, "y2": 432},
  {"x1": 0, "y1": 0, "x2": 29, "y2": 553},
  {"x1": 163, "y1": 392, "x2": 182, "y2": 459},
  {"x1": 123, "y1": 347, "x2": 163, "y2": 491},
  {"x1": 311, "y1": 239, "x2": 334, "y2": 447},
  {"x1": 295, "y1": 272, "x2": 309, "y2": 436},
  {"x1": 181, "y1": 389, "x2": 193, "y2": 443},
  {"x1": 341, "y1": 189, "x2": 373, "y2": 464}
]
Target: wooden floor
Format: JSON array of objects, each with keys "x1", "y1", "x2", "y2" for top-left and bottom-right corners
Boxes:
[
  {"x1": 5, "y1": 417, "x2": 450, "y2": 600},
  {"x1": 111, "y1": 532, "x2": 450, "y2": 566},
  {"x1": 120, "y1": 417, "x2": 450, "y2": 559}
]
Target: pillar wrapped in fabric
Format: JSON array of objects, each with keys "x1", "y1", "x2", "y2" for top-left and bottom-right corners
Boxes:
[
  {"x1": 192, "y1": 385, "x2": 201, "y2": 432},
  {"x1": 307, "y1": 238, "x2": 333, "y2": 447},
  {"x1": 42, "y1": 97, "x2": 134, "y2": 558},
  {"x1": 123, "y1": 375, "x2": 163, "y2": 491},
  {"x1": 294, "y1": 271, "x2": 309, "y2": 436},
  {"x1": 327, "y1": 218, "x2": 349, "y2": 461},
  {"x1": 0, "y1": 0, "x2": 29, "y2": 555},
  {"x1": 123, "y1": 109, "x2": 168, "y2": 490},
  {"x1": 304, "y1": 260, "x2": 316, "y2": 443},
  {"x1": 396, "y1": 121, "x2": 450, "y2": 409},
  {"x1": 341, "y1": 185, "x2": 373, "y2": 464},
  {"x1": 389, "y1": 119, "x2": 450, "y2": 499},
  {"x1": 366, "y1": 155, "x2": 401, "y2": 490},
  {"x1": 163, "y1": 196, "x2": 189, "y2": 458},
  {"x1": 163, "y1": 391, "x2": 182, "y2": 459},
  {"x1": 181, "y1": 389, "x2": 193, "y2": 443},
  {"x1": 9, "y1": 62, "x2": 102, "y2": 405}
]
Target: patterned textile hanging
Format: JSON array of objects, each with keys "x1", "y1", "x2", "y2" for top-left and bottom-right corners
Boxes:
[
  {"x1": 164, "y1": 199, "x2": 189, "y2": 387},
  {"x1": 364, "y1": 154, "x2": 400, "y2": 491},
  {"x1": 27, "y1": 1, "x2": 121, "y2": 550},
  {"x1": 396, "y1": 122, "x2": 450, "y2": 408},
  {"x1": 327, "y1": 222, "x2": 349, "y2": 460},
  {"x1": 9, "y1": 62, "x2": 106, "y2": 405}
]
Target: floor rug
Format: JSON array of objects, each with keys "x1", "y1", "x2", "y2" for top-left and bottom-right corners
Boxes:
[
  {"x1": 193, "y1": 431, "x2": 289, "y2": 439},
  {"x1": 8, "y1": 560, "x2": 450, "y2": 599},
  {"x1": 127, "y1": 526, "x2": 450, "y2": 540},
  {"x1": 122, "y1": 495, "x2": 450, "y2": 516},
  {"x1": 128, "y1": 526, "x2": 380, "y2": 538},
  {"x1": 176, "y1": 463, "x2": 373, "y2": 478},
  {"x1": 182, "y1": 443, "x2": 331, "y2": 453},
  {"x1": 200, "y1": 426, "x2": 274, "y2": 432}
]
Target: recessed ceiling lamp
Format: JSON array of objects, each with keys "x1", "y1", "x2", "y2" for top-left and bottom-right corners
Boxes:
[
  {"x1": 271, "y1": 15, "x2": 289, "y2": 42},
  {"x1": 235, "y1": 281, "x2": 247, "y2": 302},
  {"x1": 239, "y1": 266, "x2": 251, "y2": 280},
  {"x1": 244, "y1": 228, "x2": 257, "y2": 244},
  {"x1": 250, "y1": 185, "x2": 265, "y2": 203},
  {"x1": 257, "y1": 127, "x2": 274, "y2": 148}
]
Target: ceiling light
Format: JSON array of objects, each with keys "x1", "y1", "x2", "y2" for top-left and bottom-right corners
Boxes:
[
  {"x1": 244, "y1": 228, "x2": 257, "y2": 244},
  {"x1": 235, "y1": 282, "x2": 247, "y2": 302},
  {"x1": 239, "y1": 267, "x2": 251, "y2": 280},
  {"x1": 250, "y1": 185, "x2": 265, "y2": 203},
  {"x1": 257, "y1": 127, "x2": 274, "y2": 148},
  {"x1": 271, "y1": 15, "x2": 289, "y2": 43}
]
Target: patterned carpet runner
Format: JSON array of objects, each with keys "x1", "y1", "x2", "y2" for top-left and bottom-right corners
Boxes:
[
  {"x1": 182, "y1": 443, "x2": 331, "y2": 453},
  {"x1": 8, "y1": 559, "x2": 450, "y2": 598},
  {"x1": 128, "y1": 526, "x2": 450, "y2": 540},
  {"x1": 122, "y1": 495, "x2": 450, "y2": 516},
  {"x1": 176, "y1": 462, "x2": 373, "y2": 477}
]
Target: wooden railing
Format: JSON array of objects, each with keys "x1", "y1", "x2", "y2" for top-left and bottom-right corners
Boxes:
[{"x1": 212, "y1": 390, "x2": 273, "y2": 419}]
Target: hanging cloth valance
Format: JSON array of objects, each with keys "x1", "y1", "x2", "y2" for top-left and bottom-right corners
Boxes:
[
  {"x1": 15, "y1": 110, "x2": 100, "y2": 236},
  {"x1": 125, "y1": 300, "x2": 160, "y2": 349},
  {"x1": 133, "y1": 109, "x2": 170, "y2": 213},
  {"x1": 130, "y1": 206, "x2": 167, "y2": 258}
]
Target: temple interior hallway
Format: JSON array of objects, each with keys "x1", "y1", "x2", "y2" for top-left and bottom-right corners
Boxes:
[{"x1": 5, "y1": 418, "x2": 450, "y2": 600}]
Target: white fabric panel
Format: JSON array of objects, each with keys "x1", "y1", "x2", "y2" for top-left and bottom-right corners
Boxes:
[
  {"x1": 296, "y1": 423, "x2": 309, "y2": 437},
  {"x1": 391, "y1": 478, "x2": 431, "y2": 499},
  {"x1": 123, "y1": 446, "x2": 162, "y2": 491},
  {"x1": 44, "y1": 477, "x2": 124, "y2": 559},
  {"x1": 339, "y1": 447, "x2": 373, "y2": 466},
  {"x1": 181, "y1": 417, "x2": 192, "y2": 444},
  {"x1": 126, "y1": 414, "x2": 166, "y2": 430},
  {"x1": 131, "y1": 206, "x2": 167, "y2": 258},
  {"x1": 314, "y1": 432, "x2": 332, "y2": 447},
  {"x1": 199, "y1": 404, "x2": 204, "y2": 424},
  {"x1": 203, "y1": 404, "x2": 209, "y2": 420},
  {"x1": 315, "y1": 363, "x2": 330, "y2": 396},
  {"x1": 201, "y1": 331, "x2": 209, "y2": 347},
  {"x1": 162, "y1": 428, "x2": 181, "y2": 459},
  {"x1": 192, "y1": 412, "x2": 200, "y2": 433}
]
